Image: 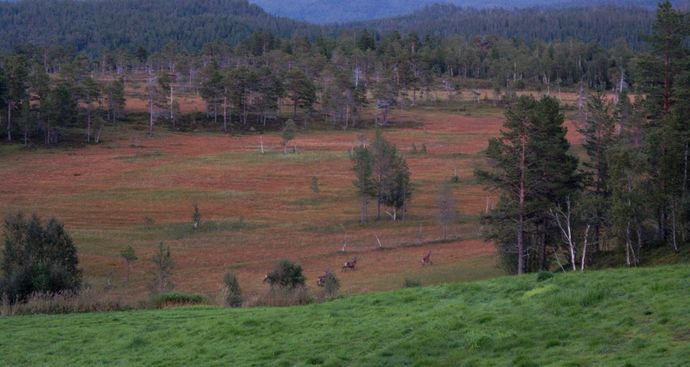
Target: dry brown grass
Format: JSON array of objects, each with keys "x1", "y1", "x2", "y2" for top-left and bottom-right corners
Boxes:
[
  {"x1": 0, "y1": 89, "x2": 591, "y2": 302},
  {"x1": 0, "y1": 288, "x2": 132, "y2": 316}
]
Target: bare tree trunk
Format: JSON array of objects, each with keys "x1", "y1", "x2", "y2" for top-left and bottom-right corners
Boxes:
[
  {"x1": 149, "y1": 97, "x2": 154, "y2": 136},
  {"x1": 223, "y1": 96, "x2": 228, "y2": 132},
  {"x1": 671, "y1": 202, "x2": 678, "y2": 251},
  {"x1": 86, "y1": 108, "x2": 92, "y2": 143},
  {"x1": 95, "y1": 122, "x2": 104, "y2": 144},
  {"x1": 625, "y1": 221, "x2": 632, "y2": 267},
  {"x1": 517, "y1": 133, "x2": 527, "y2": 274},
  {"x1": 7, "y1": 103, "x2": 12, "y2": 142},
  {"x1": 360, "y1": 196, "x2": 368, "y2": 224},
  {"x1": 169, "y1": 84, "x2": 174, "y2": 125},
  {"x1": 23, "y1": 120, "x2": 28, "y2": 146},
  {"x1": 581, "y1": 224, "x2": 590, "y2": 271}
]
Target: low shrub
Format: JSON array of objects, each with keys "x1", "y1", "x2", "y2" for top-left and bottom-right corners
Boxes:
[
  {"x1": 403, "y1": 278, "x2": 422, "y2": 288},
  {"x1": 252, "y1": 286, "x2": 312, "y2": 307},
  {"x1": 321, "y1": 271, "x2": 340, "y2": 299},
  {"x1": 1, "y1": 288, "x2": 131, "y2": 316},
  {"x1": 223, "y1": 272, "x2": 243, "y2": 308},
  {"x1": 151, "y1": 292, "x2": 208, "y2": 309}
]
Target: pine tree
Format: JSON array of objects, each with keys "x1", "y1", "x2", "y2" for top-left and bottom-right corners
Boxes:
[
  {"x1": 104, "y1": 78, "x2": 126, "y2": 123},
  {"x1": 477, "y1": 96, "x2": 579, "y2": 274},
  {"x1": 200, "y1": 61, "x2": 224, "y2": 125},
  {"x1": 120, "y1": 245, "x2": 138, "y2": 285},
  {"x1": 148, "y1": 242, "x2": 174, "y2": 294},
  {"x1": 285, "y1": 69, "x2": 316, "y2": 120},
  {"x1": 634, "y1": 0, "x2": 687, "y2": 117},
  {"x1": 579, "y1": 94, "x2": 616, "y2": 252},
  {"x1": 3, "y1": 55, "x2": 29, "y2": 142},
  {"x1": 281, "y1": 119, "x2": 297, "y2": 154},
  {"x1": 438, "y1": 183, "x2": 457, "y2": 240},
  {"x1": 223, "y1": 272, "x2": 243, "y2": 307}
]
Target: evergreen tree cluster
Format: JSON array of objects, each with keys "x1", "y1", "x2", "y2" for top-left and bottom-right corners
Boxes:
[
  {"x1": 476, "y1": 1, "x2": 690, "y2": 274},
  {"x1": 1, "y1": 213, "x2": 82, "y2": 302},
  {"x1": 352, "y1": 131, "x2": 411, "y2": 223}
]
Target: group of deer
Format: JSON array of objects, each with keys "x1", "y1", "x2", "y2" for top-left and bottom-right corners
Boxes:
[{"x1": 263, "y1": 252, "x2": 433, "y2": 287}]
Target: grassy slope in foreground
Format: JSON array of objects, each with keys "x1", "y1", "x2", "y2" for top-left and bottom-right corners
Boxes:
[{"x1": 1, "y1": 266, "x2": 689, "y2": 366}]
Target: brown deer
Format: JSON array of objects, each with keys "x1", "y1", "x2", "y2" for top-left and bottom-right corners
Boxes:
[
  {"x1": 316, "y1": 275, "x2": 326, "y2": 287},
  {"x1": 421, "y1": 251, "x2": 433, "y2": 266},
  {"x1": 342, "y1": 257, "x2": 358, "y2": 271}
]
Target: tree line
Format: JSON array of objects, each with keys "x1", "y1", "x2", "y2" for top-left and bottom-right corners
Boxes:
[
  {"x1": 477, "y1": 1, "x2": 689, "y2": 274},
  {"x1": 0, "y1": 22, "x2": 649, "y2": 145}
]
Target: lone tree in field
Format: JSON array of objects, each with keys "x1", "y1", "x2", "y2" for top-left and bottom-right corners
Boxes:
[
  {"x1": 437, "y1": 183, "x2": 457, "y2": 240},
  {"x1": 1, "y1": 212, "x2": 82, "y2": 302},
  {"x1": 281, "y1": 119, "x2": 297, "y2": 154},
  {"x1": 148, "y1": 242, "x2": 174, "y2": 294},
  {"x1": 223, "y1": 272, "x2": 243, "y2": 307},
  {"x1": 370, "y1": 130, "x2": 411, "y2": 221},
  {"x1": 352, "y1": 131, "x2": 412, "y2": 222},
  {"x1": 265, "y1": 260, "x2": 305, "y2": 289},
  {"x1": 192, "y1": 203, "x2": 201, "y2": 230},
  {"x1": 120, "y1": 245, "x2": 138, "y2": 285}
]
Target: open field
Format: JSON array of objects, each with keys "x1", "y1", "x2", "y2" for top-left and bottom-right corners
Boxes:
[
  {"x1": 0, "y1": 86, "x2": 595, "y2": 302},
  {"x1": 1, "y1": 265, "x2": 688, "y2": 366},
  {"x1": 0, "y1": 98, "x2": 525, "y2": 300}
]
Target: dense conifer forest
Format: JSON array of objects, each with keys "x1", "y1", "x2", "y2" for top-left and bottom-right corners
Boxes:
[{"x1": 251, "y1": 0, "x2": 684, "y2": 23}]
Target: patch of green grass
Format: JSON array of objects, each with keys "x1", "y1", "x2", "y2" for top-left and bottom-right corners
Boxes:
[
  {"x1": 64, "y1": 188, "x2": 250, "y2": 204},
  {"x1": 114, "y1": 150, "x2": 165, "y2": 162},
  {"x1": 1, "y1": 265, "x2": 688, "y2": 366},
  {"x1": 302, "y1": 223, "x2": 344, "y2": 234},
  {"x1": 150, "y1": 219, "x2": 266, "y2": 239},
  {"x1": 290, "y1": 196, "x2": 333, "y2": 207}
]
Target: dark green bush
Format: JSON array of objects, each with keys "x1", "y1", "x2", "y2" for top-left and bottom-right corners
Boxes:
[
  {"x1": 223, "y1": 272, "x2": 243, "y2": 307},
  {"x1": 1, "y1": 212, "x2": 82, "y2": 303},
  {"x1": 403, "y1": 278, "x2": 422, "y2": 288},
  {"x1": 536, "y1": 271, "x2": 554, "y2": 282},
  {"x1": 265, "y1": 260, "x2": 305, "y2": 289}
]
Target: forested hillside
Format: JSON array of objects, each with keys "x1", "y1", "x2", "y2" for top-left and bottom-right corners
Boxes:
[
  {"x1": 0, "y1": 0, "x2": 668, "y2": 53},
  {"x1": 0, "y1": 0, "x2": 318, "y2": 53},
  {"x1": 250, "y1": 0, "x2": 682, "y2": 23},
  {"x1": 350, "y1": 5, "x2": 656, "y2": 48}
]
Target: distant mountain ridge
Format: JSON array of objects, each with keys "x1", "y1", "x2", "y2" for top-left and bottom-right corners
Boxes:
[{"x1": 250, "y1": 0, "x2": 684, "y2": 23}]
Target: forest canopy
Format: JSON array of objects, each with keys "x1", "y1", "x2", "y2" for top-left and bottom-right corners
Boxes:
[{"x1": 0, "y1": 0, "x2": 664, "y2": 54}]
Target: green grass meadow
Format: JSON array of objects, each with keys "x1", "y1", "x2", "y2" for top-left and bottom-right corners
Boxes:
[{"x1": 1, "y1": 265, "x2": 688, "y2": 366}]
